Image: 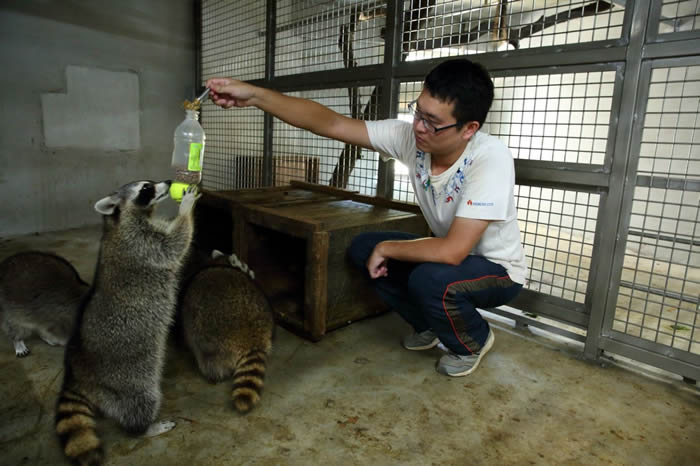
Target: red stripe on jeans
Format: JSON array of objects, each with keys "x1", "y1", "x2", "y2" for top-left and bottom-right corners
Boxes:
[{"x1": 442, "y1": 274, "x2": 510, "y2": 353}]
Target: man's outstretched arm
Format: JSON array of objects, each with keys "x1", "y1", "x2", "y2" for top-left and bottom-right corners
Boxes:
[{"x1": 207, "y1": 78, "x2": 372, "y2": 150}]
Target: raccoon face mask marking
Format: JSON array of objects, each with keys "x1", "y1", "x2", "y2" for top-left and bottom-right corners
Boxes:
[{"x1": 94, "y1": 181, "x2": 172, "y2": 216}]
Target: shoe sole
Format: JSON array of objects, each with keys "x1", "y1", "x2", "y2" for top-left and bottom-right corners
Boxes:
[
  {"x1": 441, "y1": 331, "x2": 495, "y2": 377},
  {"x1": 403, "y1": 338, "x2": 439, "y2": 351}
]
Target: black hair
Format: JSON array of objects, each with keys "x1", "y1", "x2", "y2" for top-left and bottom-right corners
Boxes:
[{"x1": 423, "y1": 58, "x2": 494, "y2": 128}]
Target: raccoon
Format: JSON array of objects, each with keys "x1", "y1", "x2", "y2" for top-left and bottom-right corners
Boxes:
[
  {"x1": 179, "y1": 250, "x2": 274, "y2": 413},
  {"x1": 55, "y1": 180, "x2": 199, "y2": 466},
  {"x1": 0, "y1": 251, "x2": 89, "y2": 357}
]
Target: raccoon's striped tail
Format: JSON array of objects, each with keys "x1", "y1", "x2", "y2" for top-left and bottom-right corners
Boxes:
[
  {"x1": 55, "y1": 390, "x2": 104, "y2": 466},
  {"x1": 231, "y1": 350, "x2": 268, "y2": 413}
]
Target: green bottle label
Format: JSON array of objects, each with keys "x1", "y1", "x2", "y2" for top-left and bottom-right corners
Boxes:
[{"x1": 188, "y1": 143, "x2": 203, "y2": 171}]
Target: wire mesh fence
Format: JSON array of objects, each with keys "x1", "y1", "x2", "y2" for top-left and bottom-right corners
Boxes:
[
  {"x1": 401, "y1": 0, "x2": 625, "y2": 60},
  {"x1": 200, "y1": 0, "x2": 267, "y2": 191},
  {"x1": 202, "y1": 104, "x2": 265, "y2": 191},
  {"x1": 613, "y1": 63, "x2": 700, "y2": 355},
  {"x1": 657, "y1": 0, "x2": 700, "y2": 34},
  {"x1": 275, "y1": 0, "x2": 386, "y2": 76},
  {"x1": 200, "y1": 0, "x2": 266, "y2": 81},
  {"x1": 273, "y1": 87, "x2": 381, "y2": 194},
  {"x1": 517, "y1": 186, "x2": 598, "y2": 304},
  {"x1": 393, "y1": 81, "x2": 423, "y2": 203},
  {"x1": 487, "y1": 70, "x2": 615, "y2": 164}
]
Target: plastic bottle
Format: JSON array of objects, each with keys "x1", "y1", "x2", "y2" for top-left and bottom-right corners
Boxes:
[{"x1": 170, "y1": 108, "x2": 205, "y2": 201}]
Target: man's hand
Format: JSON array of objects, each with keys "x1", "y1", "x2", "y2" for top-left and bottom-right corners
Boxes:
[
  {"x1": 363, "y1": 218, "x2": 490, "y2": 276},
  {"x1": 206, "y1": 78, "x2": 257, "y2": 108},
  {"x1": 366, "y1": 244, "x2": 389, "y2": 279}
]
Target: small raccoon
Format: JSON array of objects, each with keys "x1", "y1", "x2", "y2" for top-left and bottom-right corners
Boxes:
[
  {"x1": 179, "y1": 250, "x2": 274, "y2": 413},
  {"x1": 0, "y1": 251, "x2": 89, "y2": 357},
  {"x1": 55, "y1": 180, "x2": 199, "y2": 466}
]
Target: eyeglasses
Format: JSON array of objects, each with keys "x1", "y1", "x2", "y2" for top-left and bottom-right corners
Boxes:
[{"x1": 407, "y1": 100, "x2": 459, "y2": 134}]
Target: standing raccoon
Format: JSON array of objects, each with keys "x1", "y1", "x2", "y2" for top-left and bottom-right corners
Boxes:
[
  {"x1": 0, "y1": 251, "x2": 89, "y2": 357},
  {"x1": 179, "y1": 250, "x2": 274, "y2": 413},
  {"x1": 55, "y1": 180, "x2": 199, "y2": 466}
]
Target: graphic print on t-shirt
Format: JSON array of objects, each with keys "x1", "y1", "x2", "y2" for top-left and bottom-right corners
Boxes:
[{"x1": 415, "y1": 150, "x2": 473, "y2": 206}]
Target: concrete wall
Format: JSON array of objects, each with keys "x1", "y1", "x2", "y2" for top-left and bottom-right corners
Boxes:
[{"x1": 0, "y1": 0, "x2": 196, "y2": 237}]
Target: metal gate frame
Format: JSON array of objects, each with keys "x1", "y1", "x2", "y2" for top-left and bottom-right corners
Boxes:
[
  {"x1": 587, "y1": 0, "x2": 700, "y2": 380},
  {"x1": 198, "y1": 0, "x2": 700, "y2": 381}
]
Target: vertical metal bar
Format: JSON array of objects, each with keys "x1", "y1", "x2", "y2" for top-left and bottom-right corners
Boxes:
[
  {"x1": 580, "y1": 63, "x2": 624, "y2": 330},
  {"x1": 645, "y1": 0, "x2": 663, "y2": 43},
  {"x1": 584, "y1": 0, "x2": 653, "y2": 360},
  {"x1": 618, "y1": 0, "x2": 639, "y2": 46},
  {"x1": 194, "y1": 0, "x2": 202, "y2": 91},
  {"x1": 263, "y1": 0, "x2": 277, "y2": 187},
  {"x1": 194, "y1": 0, "x2": 203, "y2": 123},
  {"x1": 376, "y1": 0, "x2": 403, "y2": 199}
]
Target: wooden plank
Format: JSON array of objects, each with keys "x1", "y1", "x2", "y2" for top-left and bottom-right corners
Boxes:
[
  {"x1": 290, "y1": 201, "x2": 423, "y2": 231},
  {"x1": 203, "y1": 186, "x2": 287, "y2": 202},
  {"x1": 305, "y1": 231, "x2": 329, "y2": 341},
  {"x1": 243, "y1": 205, "x2": 322, "y2": 236},
  {"x1": 255, "y1": 190, "x2": 332, "y2": 207},
  {"x1": 267, "y1": 194, "x2": 340, "y2": 208},
  {"x1": 290, "y1": 180, "x2": 423, "y2": 214},
  {"x1": 288, "y1": 181, "x2": 360, "y2": 196},
  {"x1": 203, "y1": 186, "x2": 310, "y2": 207},
  {"x1": 232, "y1": 214, "x2": 249, "y2": 263}
]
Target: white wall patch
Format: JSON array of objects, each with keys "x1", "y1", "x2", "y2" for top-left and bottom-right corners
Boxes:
[{"x1": 42, "y1": 66, "x2": 140, "y2": 150}]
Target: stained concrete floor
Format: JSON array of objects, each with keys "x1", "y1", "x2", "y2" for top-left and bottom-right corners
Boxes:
[{"x1": 1, "y1": 224, "x2": 699, "y2": 466}]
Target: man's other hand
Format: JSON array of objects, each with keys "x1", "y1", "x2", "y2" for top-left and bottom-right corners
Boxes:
[{"x1": 367, "y1": 245, "x2": 389, "y2": 279}]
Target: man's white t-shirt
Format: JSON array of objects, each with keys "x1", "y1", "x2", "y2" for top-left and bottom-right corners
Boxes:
[{"x1": 366, "y1": 119, "x2": 528, "y2": 285}]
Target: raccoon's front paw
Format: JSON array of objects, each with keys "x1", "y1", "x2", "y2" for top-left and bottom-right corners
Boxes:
[
  {"x1": 178, "y1": 185, "x2": 201, "y2": 216},
  {"x1": 143, "y1": 419, "x2": 176, "y2": 437},
  {"x1": 14, "y1": 340, "x2": 30, "y2": 358}
]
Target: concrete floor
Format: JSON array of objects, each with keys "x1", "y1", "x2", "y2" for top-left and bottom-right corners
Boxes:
[{"x1": 1, "y1": 224, "x2": 699, "y2": 466}]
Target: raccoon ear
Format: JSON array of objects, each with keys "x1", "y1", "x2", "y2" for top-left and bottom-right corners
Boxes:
[
  {"x1": 211, "y1": 249, "x2": 225, "y2": 259},
  {"x1": 94, "y1": 195, "x2": 119, "y2": 215}
]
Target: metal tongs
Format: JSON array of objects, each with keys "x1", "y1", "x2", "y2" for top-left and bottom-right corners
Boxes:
[{"x1": 195, "y1": 87, "x2": 211, "y2": 105}]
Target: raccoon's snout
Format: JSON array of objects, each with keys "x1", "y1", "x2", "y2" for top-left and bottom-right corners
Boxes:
[
  {"x1": 135, "y1": 181, "x2": 170, "y2": 207},
  {"x1": 154, "y1": 181, "x2": 171, "y2": 201}
]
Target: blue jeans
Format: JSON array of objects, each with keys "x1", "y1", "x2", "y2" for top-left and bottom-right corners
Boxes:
[{"x1": 348, "y1": 231, "x2": 523, "y2": 355}]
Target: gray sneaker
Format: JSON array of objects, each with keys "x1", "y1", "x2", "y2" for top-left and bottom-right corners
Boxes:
[
  {"x1": 436, "y1": 330, "x2": 495, "y2": 377},
  {"x1": 402, "y1": 329, "x2": 439, "y2": 350}
]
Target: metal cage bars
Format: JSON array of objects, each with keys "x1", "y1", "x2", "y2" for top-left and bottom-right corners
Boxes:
[{"x1": 198, "y1": 0, "x2": 700, "y2": 380}]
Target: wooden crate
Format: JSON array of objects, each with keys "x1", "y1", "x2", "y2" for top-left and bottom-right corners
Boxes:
[{"x1": 196, "y1": 181, "x2": 429, "y2": 341}]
